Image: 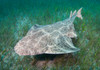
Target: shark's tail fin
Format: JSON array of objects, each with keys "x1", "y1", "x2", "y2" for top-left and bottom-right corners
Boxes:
[
  {"x1": 69, "y1": 8, "x2": 83, "y2": 20},
  {"x1": 77, "y1": 8, "x2": 83, "y2": 19}
]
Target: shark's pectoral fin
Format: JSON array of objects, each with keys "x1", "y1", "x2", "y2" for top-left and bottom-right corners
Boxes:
[
  {"x1": 46, "y1": 35, "x2": 80, "y2": 54},
  {"x1": 56, "y1": 35, "x2": 80, "y2": 53}
]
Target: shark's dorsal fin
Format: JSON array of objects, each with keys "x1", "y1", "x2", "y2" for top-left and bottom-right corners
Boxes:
[
  {"x1": 70, "y1": 11, "x2": 72, "y2": 18},
  {"x1": 69, "y1": 8, "x2": 83, "y2": 20},
  {"x1": 69, "y1": 10, "x2": 76, "y2": 18},
  {"x1": 73, "y1": 10, "x2": 76, "y2": 15}
]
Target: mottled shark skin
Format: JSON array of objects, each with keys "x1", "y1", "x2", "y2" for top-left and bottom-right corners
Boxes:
[{"x1": 14, "y1": 8, "x2": 83, "y2": 56}]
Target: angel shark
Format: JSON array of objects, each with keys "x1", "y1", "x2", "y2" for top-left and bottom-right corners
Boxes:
[{"x1": 14, "y1": 8, "x2": 83, "y2": 56}]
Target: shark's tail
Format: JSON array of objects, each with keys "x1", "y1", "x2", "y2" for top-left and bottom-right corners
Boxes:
[
  {"x1": 70, "y1": 8, "x2": 83, "y2": 20},
  {"x1": 77, "y1": 8, "x2": 83, "y2": 19}
]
